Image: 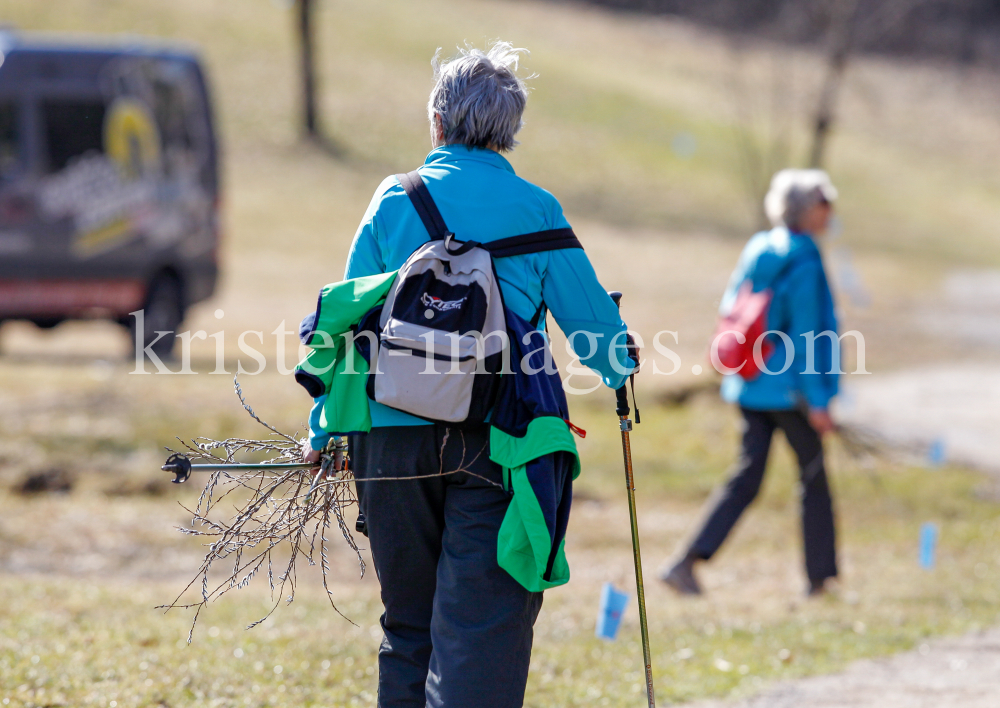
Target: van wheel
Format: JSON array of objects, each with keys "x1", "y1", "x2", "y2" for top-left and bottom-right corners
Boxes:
[
  {"x1": 32, "y1": 317, "x2": 64, "y2": 329},
  {"x1": 134, "y1": 275, "x2": 184, "y2": 361}
]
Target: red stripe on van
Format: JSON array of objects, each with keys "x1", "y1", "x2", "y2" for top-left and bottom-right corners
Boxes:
[{"x1": 0, "y1": 280, "x2": 145, "y2": 317}]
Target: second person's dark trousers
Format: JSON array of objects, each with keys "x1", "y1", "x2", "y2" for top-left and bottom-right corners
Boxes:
[
  {"x1": 351, "y1": 424, "x2": 543, "y2": 708},
  {"x1": 688, "y1": 407, "x2": 838, "y2": 583}
]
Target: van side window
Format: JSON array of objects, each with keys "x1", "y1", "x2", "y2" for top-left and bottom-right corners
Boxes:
[
  {"x1": 0, "y1": 102, "x2": 18, "y2": 179},
  {"x1": 42, "y1": 100, "x2": 107, "y2": 172}
]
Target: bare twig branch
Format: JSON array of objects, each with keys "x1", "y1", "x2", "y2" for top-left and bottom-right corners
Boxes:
[{"x1": 159, "y1": 377, "x2": 498, "y2": 641}]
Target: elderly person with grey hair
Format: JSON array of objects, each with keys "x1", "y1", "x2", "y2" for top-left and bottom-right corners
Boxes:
[
  {"x1": 302, "y1": 42, "x2": 634, "y2": 707},
  {"x1": 662, "y1": 168, "x2": 841, "y2": 597}
]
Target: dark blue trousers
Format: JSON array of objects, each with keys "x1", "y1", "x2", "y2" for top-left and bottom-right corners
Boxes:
[
  {"x1": 351, "y1": 424, "x2": 543, "y2": 708},
  {"x1": 689, "y1": 408, "x2": 838, "y2": 583}
]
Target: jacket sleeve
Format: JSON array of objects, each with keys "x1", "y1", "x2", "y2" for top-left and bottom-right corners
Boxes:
[
  {"x1": 785, "y1": 261, "x2": 836, "y2": 410},
  {"x1": 542, "y1": 247, "x2": 635, "y2": 390},
  {"x1": 344, "y1": 178, "x2": 394, "y2": 280},
  {"x1": 308, "y1": 395, "x2": 332, "y2": 451}
]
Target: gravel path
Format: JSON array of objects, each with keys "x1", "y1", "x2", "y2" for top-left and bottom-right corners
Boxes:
[
  {"x1": 837, "y1": 364, "x2": 1000, "y2": 474},
  {"x1": 835, "y1": 269, "x2": 1000, "y2": 476},
  {"x1": 690, "y1": 628, "x2": 1000, "y2": 708}
]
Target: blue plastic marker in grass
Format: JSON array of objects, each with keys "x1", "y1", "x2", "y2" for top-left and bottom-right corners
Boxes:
[
  {"x1": 920, "y1": 522, "x2": 939, "y2": 569},
  {"x1": 927, "y1": 438, "x2": 946, "y2": 467},
  {"x1": 596, "y1": 582, "x2": 629, "y2": 640},
  {"x1": 671, "y1": 132, "x2": 697, "y2": 159}
]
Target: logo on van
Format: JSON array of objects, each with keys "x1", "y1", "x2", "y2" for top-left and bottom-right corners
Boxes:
[{"x1": 421, "y1": 292, "x2": 466, "y2": 312}]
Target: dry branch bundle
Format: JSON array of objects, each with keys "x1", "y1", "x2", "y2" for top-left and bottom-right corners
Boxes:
[{"x1": 158, "y1": 378, "x2": 364, "y2": 642}]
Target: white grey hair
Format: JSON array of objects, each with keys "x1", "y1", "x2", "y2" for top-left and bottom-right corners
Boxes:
[
  {"x1": 764, "y1": 169, "x2": 838, "y2": 231},
  {"x1": 427, "y1": 41, "x2": 531, "y2": 153}
]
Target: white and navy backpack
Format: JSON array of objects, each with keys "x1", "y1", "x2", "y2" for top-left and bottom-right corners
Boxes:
[{"x1": 367, "y1": 170, "x2": 582, "y2": 426}]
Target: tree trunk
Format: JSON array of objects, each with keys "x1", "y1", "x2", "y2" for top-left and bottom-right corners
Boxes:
[
  {"x1": 297, "y1": 0, "x2": 318, "y2": 138},
  {"x1": 809, "y1": 0, "x2": 862, "y2": 168}
]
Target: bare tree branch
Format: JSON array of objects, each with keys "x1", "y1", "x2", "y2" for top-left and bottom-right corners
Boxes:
[{"x1": 159, "y1": 379, "x2": 498, "y2": 640}]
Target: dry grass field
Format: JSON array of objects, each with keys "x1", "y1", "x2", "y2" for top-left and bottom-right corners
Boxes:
[
  {"x1": 2, "y1": 0, "x2": 1000, "y2": 706},
  {"x1": 1, "y1": 370, "x2": 999, "y2": 707}
]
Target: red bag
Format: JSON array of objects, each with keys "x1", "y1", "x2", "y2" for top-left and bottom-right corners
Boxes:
[{"x1": 711, "y1": 281, "x2": 774, "y2": 381}]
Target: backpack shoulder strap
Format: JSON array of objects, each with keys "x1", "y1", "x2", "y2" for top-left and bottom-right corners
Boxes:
[
  {"x1": 481, "y1": 228, "x2": 583, "y2": 258},
  {"x1": 396, "y1": 170, "x2": 450, "y2": 240},
  {"x1": 487, "y1": 229, "x2": 584, "y2": 331}
]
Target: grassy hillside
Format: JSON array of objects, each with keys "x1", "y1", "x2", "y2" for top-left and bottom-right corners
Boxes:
[
  {"x1": 1, "y1": 360, "x2": 999, "y2": 707},
  {"x1": 4, "y1": 0, "x2": 998, "y2": 381},
  {"x1": 5, "y1": 0, "x2": 1000, "y2": 266}
]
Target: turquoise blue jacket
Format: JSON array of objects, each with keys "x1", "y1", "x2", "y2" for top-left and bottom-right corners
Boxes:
[
  {"x1": 720, "y1": 228, "x2": 839, "y2": 411},
  {"x1": 309, "y1": 145, "x2": 633, "y2": 447}
]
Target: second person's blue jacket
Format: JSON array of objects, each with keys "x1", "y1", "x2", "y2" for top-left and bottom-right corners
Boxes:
[{"x1": 720, "y1": 227, "x2": 839, "y2": 412}]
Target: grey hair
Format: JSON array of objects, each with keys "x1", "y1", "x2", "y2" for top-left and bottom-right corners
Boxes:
[
  {"x1": 764, "y1": 169, "x2": 838, "y2": 231},
  {"x1": 428, "y1": 41, "x2": 531, "y2": 153}
]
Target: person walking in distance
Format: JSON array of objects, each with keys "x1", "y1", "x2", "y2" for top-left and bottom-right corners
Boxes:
[
  {"x1": 302, "y1": 42, "x2": 635, "y2": 707},
  {"x1": 662, "y1": 169, "x2": 841, "y2": 597}
]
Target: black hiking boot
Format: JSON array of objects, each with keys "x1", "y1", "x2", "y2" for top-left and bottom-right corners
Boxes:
[
  {"x1": 807, "y1": 577, "x2": 828, "y2": 597},
  {"x1": 661, "y1": 554, "x2": 702, "y2": 596}
]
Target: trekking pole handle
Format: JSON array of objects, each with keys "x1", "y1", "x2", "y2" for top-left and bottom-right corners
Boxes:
[{"x1": 607, "y1": 291, "x2": 631, "y2": 418}]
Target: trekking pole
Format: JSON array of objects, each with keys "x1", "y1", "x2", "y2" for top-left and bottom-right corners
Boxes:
[
  {"x1": 609, "y1": 290, "x2": 655, "y2": 708},
  {"x1": 162, "y1": 438, "x2": 347, "y2": 493}
]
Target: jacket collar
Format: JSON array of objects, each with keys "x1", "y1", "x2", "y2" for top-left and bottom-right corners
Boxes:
[
  {"x1": 424, "y1": 145, "x2": 515, "y2": 174},
  {"x1": 769, "y1": 227, "x2": 821, "y2": 255},
  {"x1": 787, "y1": 229, "x2": 822, "y2": 256}
]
